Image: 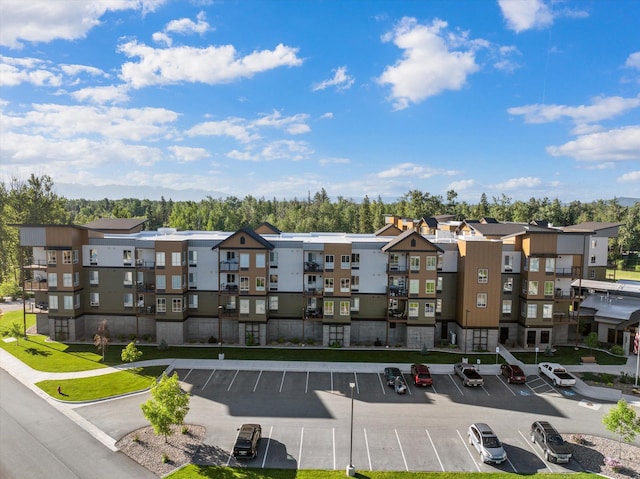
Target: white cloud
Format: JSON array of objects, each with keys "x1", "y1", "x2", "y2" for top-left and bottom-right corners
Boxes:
[
  {"x1": 493, "y1": 176, "x2": 542, "y2": 190},
  {"x1": 0, "y1": 55, "x2": 62, "y2": 87},
  {"x1": 377, "y1": 17, "x2": 479, "y2": 110},
  {"x1": 70, "y1": 85, "x2": 131, "y2": 104},
  {"x1": 312, "y1": 66, "x2": 355, "y2": 92},
  {"x1": 498, "y1": 0, "x2": 553, "y2": 33},
  {"x1": 618, "y1": 171, "x2": 640, "y2": 183},
  {"x1": 626, "y1": 52, "x2": 640, "y2": 70},
  {"x1": 252, "y1": 110, "x2": 310, "y2": 135},
  {"x1": 118, "y1": 41, "x2": 303, "y2": 88},
  {"x1": 319, "y1": 157, "x2": 350, "y2": 165},
  {"x1": 547, "y1": 126, "x2": 640, "y2": 161},
  {"x1": 447, "y1": 179, "x2": 475, "y2": 191},
  {"x1": 319, "y1": 112, "x2": 333, "y2": 120},
  {"x1": 60, "y1": 64, "x2": 107, "y2": 77},
  {"x1": 153, "y1": 11, "x2": 211, "y2": 46},
  {"x1": 186, "y1": 118, "x2": 260, "y2": 143},
  {"x1": 0, "y1": 0, "x2": 165, "y2": 48},
  {"x1": 377, "y1": 162, "x2": 458, "y2": 179},
  {"x1": 168, "y1": 145, "x2": 210, "y2": 163},
  {"x1": 227, "y1": 140, "x2": 313, "y2": 162}
]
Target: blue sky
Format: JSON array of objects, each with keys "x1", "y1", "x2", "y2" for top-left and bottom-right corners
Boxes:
[{"x1": 1, "y1": 0, "x2": 639, "y2": 203}]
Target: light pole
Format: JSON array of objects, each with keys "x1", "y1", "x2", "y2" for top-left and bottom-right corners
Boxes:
[
  {"x1": 495, "y1": 346, "x2": 499, "y2": 364},
  {"x1": 464, "y1": 309, "x2": 469, "y2": 355},
  {"x1": 535, "y1": 346, "x2": 539, "y2": 365},
  {"x1": 346, "y1": 382, "x2": 355, "y2": 477},
  {"x1": 218, "y1": 305, "x2": 223, "y2": 357}
]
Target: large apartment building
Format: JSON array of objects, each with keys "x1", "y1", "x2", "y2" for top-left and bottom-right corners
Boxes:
[{"x1": 18, "y1": 217, "x2": 630, "y2": 352}]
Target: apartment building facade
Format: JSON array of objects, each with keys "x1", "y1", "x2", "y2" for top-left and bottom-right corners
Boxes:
[{"x1": 18, "y1": 217, "x2": 625, "y2": 352}]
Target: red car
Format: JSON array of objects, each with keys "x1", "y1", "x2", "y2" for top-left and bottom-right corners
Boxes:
[
  {"x1": 410, "y1": 363, "x2": 433, "y2": 386},
  {"x1": 501, "y1": 364, "x2": 527, "y2": 384}
]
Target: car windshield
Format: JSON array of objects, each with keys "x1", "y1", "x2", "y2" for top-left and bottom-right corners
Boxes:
[
  {"x1": 548, "y1": 434, "x2": 564, "y2": 445},
  {"x1": 483, "y1": 436, "x2": 501, "y2": 448},
  {"x1": 418, "y1": 373, "x2": 431, "y2": 379},
  {"x1": 235, "y1": 440, "x2": 251, "y2": 448}
]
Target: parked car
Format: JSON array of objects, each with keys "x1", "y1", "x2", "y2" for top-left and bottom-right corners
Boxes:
[
  {"x1": 530, "y1": 420, "x2": 572, "y2": 463},
  {"x1": 233, "y1": 423, "x2": 262, "y2": 459},
  {"x1": 454, "y1": 363, "x2": 484, "y2": 387},
  {"x1": 500, "y1": 364, "x2": 527, "y2": 384},
  {"x1": 538, "y1": 362, "x2": 576, "y2": 387},
  {"x1": 394, "y1": 375, "x2": 408, "y2": 394},
  {"x1": 410, "y1": 363, "x2": 433, "y2": 386},
  {"x1": 467, "y1": 423, "x2": 508, "y2": 464},
  {"x1": 384, "y1": 367, "x2": 402, "y2": 386}
]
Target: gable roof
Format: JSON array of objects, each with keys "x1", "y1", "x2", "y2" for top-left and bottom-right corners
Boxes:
[
  {"x1": 213, "y1": 227, "x2": 274, "y2": 250},
  {"x1": 561, "y1": 222, "x2": 622, "y2": 233},
  {"x1": 374, "y1": 223, "x2": 403, "y2": 236},
  {"x1": 84, "y1": 218, "x2": 147, "y2": 233},
  {"x1": 255, "y1": 222, "x2": 281, "y2": 234},
  {"x1": 381, "y1": 229, "x2": 443, "y2": 253}
]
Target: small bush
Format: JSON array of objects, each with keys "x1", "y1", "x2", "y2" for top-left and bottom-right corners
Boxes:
[
  {"x1": 572, "y1": 434, "x2": 586, "y2": 445},
  {"x1": 610, "y1": 344, "x2": 624, "y2": 355},
  {"x1": 600, "y1": 373, "x2": 616, "y2": 383},
  {"x1": 133, "y1": 434, "x2": 140, "y2": 443},
  {"x1": 181, "y1": 425, "x2": 189, "y2": 435},
  {"x1": 161, "y1": 453, "x2": 170, "y2": 463},
  {"x1": 306, "y1": 338, "x2": 315, "y2": 345},
  {"x1": 158, "y1": 339, "x2": 168, "y2": 350},
  {"x1": 620, "y1": 372, "x2": 635, "y2": 384},
  {"x1": 291, "y1": 337, "x2": 300, "y2": 344},
  {"x1": 604, "y1": 457, "x2": 622, "y2": 472},
  {"x1": 207, "y1": 336, "x2": 216, "y2": 344},
  {"x1": 277, "y1": 337, "x2": 285, "y2": 344}
]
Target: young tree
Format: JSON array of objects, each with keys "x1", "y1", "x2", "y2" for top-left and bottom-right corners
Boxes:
[
  {"x1": 602, "y1": 399, "x2": 640, "y2": 458},
  {"x1": 121, "y1": 341, "x2": 143, "y2": 365},
  {"x1": 141, "y1": 372, "x2": 190, "y2": 442},
  {"x1": 3, "y1": 322, "x2": 24, "y2": 346},
  {"x1": 93, "y1": 319, "x2": 110, "y2": 362},
  {"x1": 585, "y1": 332, "x2": 599, "y2": 355}
]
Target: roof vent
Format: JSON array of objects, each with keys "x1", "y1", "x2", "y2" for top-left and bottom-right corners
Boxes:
[{"x1": 158, "y1": 228, "x2": 177, "y2": 235}]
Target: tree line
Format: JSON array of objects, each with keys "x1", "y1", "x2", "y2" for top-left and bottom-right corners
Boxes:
[{"x1": 1, "y1": 174, "x2": 639, "y2": 297}]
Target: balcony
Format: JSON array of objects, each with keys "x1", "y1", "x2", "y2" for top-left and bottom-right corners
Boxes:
[
  {"x1": 388, "y1": 285, "x2": 407, "y2": 297},
  {"x1": 220, "y1": 260, "x2": 239, "y2": 272},
  {"x1": 555, "y1": 267, "x2": 577, "y2": 277},
  {"x1": 136, "y1": 259, "x2": 156, "y2": 270},
  {"x1": 220, "y1": 283, "x2": 238, "y2": 295},
  {"x1": 24, "y1": 279, "x2": 48, "y2": 291},
  {"x1": 304, "y1": 261, "x2": 323, "y2": 272},
  {"x1": 23, "y1": 258, "x2": 48, "y2": 268}
]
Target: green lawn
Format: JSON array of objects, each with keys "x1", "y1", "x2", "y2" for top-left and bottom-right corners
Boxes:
[
  {"x1": 36, "y1": 366, "x2": 166, "y2": 401},
  {"x1": 510, "y1": 346, "x2": 627, "y2": 366},
  {"x1": 607, "y1": 268, "x2": 640, "y2": 281},
  {"x1": 167, "y1": 466, "x2": 599, "y2": 479}
]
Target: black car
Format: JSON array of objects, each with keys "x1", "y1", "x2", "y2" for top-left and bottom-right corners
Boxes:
[
  {"x1": 383, "y1": 367, "x2": 402, "y2": 386},
  {"x1": 233, "y1": 423, "x2": 262, "y2": 459},
  {"x1": 530, "y1": 420, "x2": 572, "y2": 463}
]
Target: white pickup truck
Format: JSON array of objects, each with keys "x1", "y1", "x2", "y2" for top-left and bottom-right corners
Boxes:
[{"x1": 538, "y1": 362, "x2": 576, "y2": 387}]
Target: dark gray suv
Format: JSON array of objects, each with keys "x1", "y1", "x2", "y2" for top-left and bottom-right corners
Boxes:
[
  {"x1": 233, "y1": 423, "x2": 262, "y2": 459},
  {"x1": 530, "y1": 420, "x2": 572, "y2": 463}
]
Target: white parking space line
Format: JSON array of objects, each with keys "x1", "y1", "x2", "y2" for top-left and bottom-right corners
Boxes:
[
  {"x1": 253, "y1": 370, "x2": 263, "y2": 392},
  {"x1": 518, "y1": 429, "x2": 553, "y2": 473},
  {"x1": 402, "y1": 374, "x2": 412, "y2": 395},
  {"x1": 425, "y1": 429, "x2": 445, "y2": 471},
  {"x1": 226, "y1": 433, "x2": 237, "y2": 466},
  {"x1": 261, "y1": 425, "x2": 273, "y2": 469},
  {"x1": 181, "y1": 368, "x2": 193, "y2": 384},
  {"x1": 496, "y1": 375, "x2": 517, "y2": 396},
  {"x1": 278, "y1": 371, "x2": 286, "y2": 393},
  {"x1": 480, "y1": 383, "x2": 490, "y2": 395},
  {"x1": 378, "y1": 373, "x2": 386, "y2": 394},
  {"x1": 430, "y1": 384, "x2": 438, "y2": 394},
  {"x1": 448, "y1": 374, "x2": 465, "y2": 396},
  {"x1": 298, "y1": 427, "x2": 304, "y2": 468},
  {"x1": 201, "y1": 370, "x2": 215, "y2": 390},
  {"x1": 331, "y1": 371, "x2": 334, "y2": 392},
  {"x1": 227, "y1": 370, "x2": 239, "y2": 391},
  {"x1": 457, "y1": 429, "x2": 481, "y2": 472},
  {"x1": 353, "y1": 372, "x2": 360, "y2": 394},
  {"x1": 506, "y1": 454, "x2": 517, "y2": 472},
  {"x1": 332, "y1": 427, "x2": 336, "y2": 470},
  {"x1": 395, "y1": 429, "x2": 409, "y2": 471},
  {"x1": 363, "y1": 428, "x2": 372, "y2": 471}
]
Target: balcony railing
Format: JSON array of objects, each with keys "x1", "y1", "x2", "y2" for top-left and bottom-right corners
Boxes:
[{"x1": 23, "y1": 280, "x2": 48, "y2": 291}]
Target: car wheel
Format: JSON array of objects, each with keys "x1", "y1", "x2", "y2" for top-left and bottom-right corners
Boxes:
[
  {"x1": 507, "y1": 377, "x2": 512, "y2": 384},
  {"x1": 545, "y1": 450, "x2": 550, "y2": 461},
  {"x1": 553, "y1": 379, "x2": 558, "y2": 387},
  {"x1": 531, "y1": 434, "x2": 536, "y2": 443},
  {"x1": 468, "y1": 435, "x2": 472, "y2": 445}
]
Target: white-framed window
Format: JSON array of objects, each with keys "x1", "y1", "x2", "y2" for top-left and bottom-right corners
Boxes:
[
  {"x1": 324, "y1": 277, "x2": 334, "y2": 293},
  {"x1": 74, "y1": 272, "x2": 79, "y2": 286},
  {"x1": 188, "y1": 250, "x2": 197, "y2": 266},
  {"x1": 324, "y1": 300, "x2": 334, "y2": 316},
  {"x1": 409, "y1": 279, "x2": 419, "y2": 295},
  {"x1": 341, "y1": 255, "x2": 350, "y2": 269},
  {"x1": 64, "y1": 295, "x2": 73, "y2": 310},
  {"x1": 89, "y1": 249, "x2": 97, "y2": 265},
  {"x1": 240, "y1": 253, "x2": 250, "y2": 269},
  {"x1": 269, "y1": 274, "x2": 278, "y2": 291},
  {"x1": 49, "y1": 295, "x2": 58, "y2": 309},
  {"x1": 269, "y1": 296, "x2": 279, "y2": 310},
  {"x1": 123, "y1": 293, "x2": 133, "y2": 307},
  {"x1": 269, "y1": 251, "x2": 278, "y2": 267},
  {"x1": 351, "y1": 253, "x2": 360, "y2": 268},
  {"x1": 63, "y1": 273, "x2": 72, "y2": 287},
  {"x1": 436, "y1": 298, "x2": 442, "y2": 313},
  {"x1": 589, "y1": 269, "x2": 596, "y2": 279},
  {"x1": 426, "y1": 256, "x2": 437, "y2": 270},
  {"x1": 477, "y1": 268, "x2": 488, "y2": 284},
  {"x1": 256, "y1": 253, "x2": 266, "y2": 268},
  {"x1": 47, "y1": 250, "x2": 57, "y2": 265},
  {"x1": 90, "y1": 271, "x2": 99, "y2": 285},
  {"x1": 188, "y1": 272, "x2": 197, "y2": 289},
  {"x1": 437, "y1": 253, "x2": 444, "y2": 270},
  {"x1": 240, "y1": 299, "x2": 250, "y2": 314},
  {"x1": 408, "y1": 302, "x2": 419, "y2": 317},
  {"x1": 425, "y1": 302, "x2": 435, "y2": 317},
  {"x1": 123, "y1": 249, "x2": 132, "y2": 265},
  {"x1": 157, "y1": 298, "x2": 166, "y2": 313},
  {"x1": 156, "y1": 275, "x2": 166, "y2": 290},
  {"x1": 325, "y1": 255, "x2": 334, "y2": 270},
  {"x1": 527, "y1": 303, "x2": 537, "y2": 318},
  {"x1": 590, "y1": 255, "x2": 596, "y2": 264},
  {"x1": 90, "y1": 293, "x2": 99, "y2": 306},
  {"x1": 340, "y1": 301, "x2": 350, "y2": 315},
  {"x1": 350, "y1": 297, "x2": 359, "y2": 311},
  {"x1": 530, "y1": 258, "x2": 539, "y2": 272},
  {"x1": 172, "y1": 298, "x2": 182, "y2": 312},
  {"x1": 545, "y1": 258, "x2": 555, "y2": 273},
  {"x1": 74, "y1": 294, "x2": 80, "y2": 309},
  {"x1": 410, "y1": 256, "x2": 420, "y2": 272},
  {"x1": 73, "y1": 249, "x2": 79, "y2": 263},
  {"x1": 436, "y1": 276, "x2": 443, "y2": 292},
  {"x1": 226, "y1": 297, "x2": 236, "y2": 310},
  {"x1": 503, "y1": 277, "x2": 513, "y2": 292},
  {"x1": 544, "y1": 281, "x2": 554, "y2": 296},
  {"x1": 48, "y1": 272, "x2": 57, "y2": 287},
  {"x1": 425, "y1": 280, "x2": 435, "y2": 294},
  {"x1": 256, "y1": 299, "x2": 266, "y2": 314},
  {"x1": 502, "y1": 300, "x2": 512, "y2": 314},
  {"x1": 543, "y1": 304, "x2": 553, "y2": 318},
  {"x1": 528, "y1": 281, "x2": 538, "y2": 295},
  {"x1": 156, "y1": 252, "x2": 165, "y2": 267},
  {"x1": 522, "y1": 280, "x2": 528, "y2": 294},
  {"x1": 171, "y1": 275, "x2": 182, "y2": 289},
  {"x1": 504, "y1": 255, "x2": 513, "y2": 271},
  {"x1": 256, "y1": 277, "x2": 265, "y2": 291},
  {"x1": 240, "y1": 276, "x2": 249, "y2": 292},
  {"x1": 351, "y1": 275, "x2": 359, "y2": 291},
  {"x1": 389, "y1": 254, "x2": 400, "y2": 270},
  {"x1": 477, "y1": 293, "x2": 487, "y2": 308},
  {"x1": 189, "y1": 294, "x2": 198, "y2": 309},
  {"x1": 172, "y1": 252, "x2": 181, "y2": 266},
  {"x1": 124, "y1": 271, "x2": 133, "y2": 286},
  {"x1": 63, "y1": 251, "x2": 72, "y2": 264},
  {"x1": 340, "y1": 278, "x2": 350, "y2": 292}
]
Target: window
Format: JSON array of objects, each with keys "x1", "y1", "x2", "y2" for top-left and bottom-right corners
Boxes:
[
  {"x1": 530, "y1": 258, "x2": 539, "y2": 272},
  {"x1": 47, "y1": 250, "x2": 57, "y2": 265},
  {"x1": 341, "y1": 255, "x2": 350, "y2": 269},
  {"x1": 240, "y1": 277, "x2": 250, "y2": 292},
  {"x1": 269, "y1": 251, "x2": 278, "y2": 267},
  {"x1": 527, "y1": 303, "x2": 537, "y2": 318},
  {"x1": 389, "y1": 254, "x2": 400, "y2": 270},
  {"x1": 340, "y1": 301, "x2": 350, "y2": 315},
  {"x1": 256, "y1": 299, "x2": 266, "y2": 314},
  {"x1": 436, "y1": 276, "x2": 443, "y2": 292},
  {"x1": 74, "y1": 294, "x2": 80, "y2": 309},
  {"x1": 426, "y1": 256, "x2": 437, "y2": 270},
  {"x1": 256, "y1": 253, "x2": 266, "y2": 268},
  {"x1": 340, "y1": 278, "x2": 350, "y2": 292},
  {"x1": 425, "y1": 302, "x2": 435, "y2": 317},
  {"x1": 324, "y1": 277, "x2": 334, "y2": 293},
  {"x1": 409, "y1": 302, "x2": 419, "y2": 317},
  {"x1": 89, "y1": 249, "x2": 97, "y2": 265},
  {"x1": 477, "y1": 293, "x2": 487, "y2": 308},
  {"x1": 239, "y1": 299, "x2": 249, "y2": 315},
  {"x1": 351, "y1": 298, "x2": 359, "y2": 311},
  {"x1": 124, "y1": 293, "x2": 133, "y2": 307},
  {"x1": 188, "y1": 272, "x2": 197, "y2": 289},
  {"x1": 522, "y1": 280, "x2": 528, "y2": 294},
  {"x1": 63, "y1": 251, "x2": 72, "y2": 264},
  {"x1": 63, "y1": 295, "x2": 73, "y2": 310},
  {"x1": 124, "y1": 271, "x2": 133, "y2": 286},
  {"x1": 544, "y1": 281, "x2": 554, "y2": 296},
  {"x1": 240, "y1": 253, "x2": 250, "y2": 269},
  {"x1": 325, "y1": 255, "x2": 334, "y2": 270},
  {"x1": 589, "y1": 269, "x2": 596, "y2": 279},
  {"x1": 436, "y1": 299, "x2": 442, "y2": 313},
  {"x1": 503, "y1": 277, "x2": 513, "y2": 292},
  {"x1": 74, "y1": 272, "x2": 79, "y2": 286},
  {"x1": 90, "y1": 271, "x2": 99, "y2": 285},
  {"x1": 123, "y1": 250, "x2": 132, "y2": 265},
  {"x1": 543, "y1": 304, "x2": 553, "y2": 318},
  {"x1": 504, "y1": 255, "x2": 513, "y2": 271},
  {"x1": 545, "y1": 258, "x2": 555, "y2": 273},
  {"x1": 73, "y1": 249, "x2": 79, "y2": 263},
  {"x1": 188, "y1": 250, "x2": 197, "y2": 266},
  {"x1": 351, "y1": 275, "x2": 359, "y2": 291},
  {"x1": 477, "y1": 268, "x2": 488, "y2": 283},
  {"x1": 172, "y1": 275, "x2": 182, "y2": 289},
  {"x1": 351, "y1": 253, "x2": 360, "y2": 268},
  {"x1": 156, "y1": 275, "x2": 166, "y2": 290},
  {"x1": 324, "y1": 300, "x2": 334, "y2": 316},
  {"x1": 90, "y1": 293, "x2": 99, "y2": 306},
  {"x1": 590, "y1": 255, "x2": 596, "y2": 264},
  {"x1": 425, "y1": 280, "x2": 436, "y2": 294},
  {"x1": 256, "y1": 277, "x2": 265, "y2": 291},
  {"x1": 172, "y1": 252, "x2": 181, "y2": 266},
  {"x1": 156, "y1": 252, "x2": 165, "y2": 267},
  {"x1": 226, "y1": 297, "x2": 236, "y2": 310},
  {"x1": 189, "y1": 294, "x2": 198, "y2": 309},
  {"x1": 269, "y1": 274, "x2": 278, "y2": 291},
  {"x1": 328, "y1": 325, "x2": 343, "y2": 346},
  {"x1": 409, "y1": 279, "x2": 419, "y2": 295},
  {"x1": 49, "y1": 295, "x2": 58, "y2": 309},
  {"x1": 437, "y1": 253, "x2": 444, "y2": 270},
  {"x1": 269, "y1": 296, "x2": 279, "y2": 310},
  {"x1": 502, "y1": 300, "x2": 512, "y2": 314},
  {"x1": 63, "y1": 273, "x2": 72, "y2": 287},
  {"x1": 172, "y1": 298, "x2": 182, "y2": 312},
  {"x1": 410, "y1": 256, "x2": 420, "y2": 272},
  {"x1": 157, "y1": 298, "x2": 167, "y2": 313},
  {"x1": 528, "y1": 281, "x2": 538, "y2": 295},
  {"x1": 591, "y1": 239, "x2": 597, "y2": 248},
  {"x1": 48, "y1": 272, "x2": 57, "y2": 287}
]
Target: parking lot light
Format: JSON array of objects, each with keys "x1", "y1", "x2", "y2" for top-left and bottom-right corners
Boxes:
[{"x1": 347, "y1": 382, "x2": 355, "y2": 477}]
